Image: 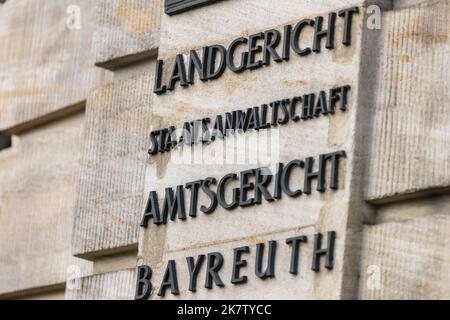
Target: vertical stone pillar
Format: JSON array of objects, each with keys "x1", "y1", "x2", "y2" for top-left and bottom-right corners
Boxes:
[{"x1": 136, "y1": 0, "x2": 391, "y2": 300}]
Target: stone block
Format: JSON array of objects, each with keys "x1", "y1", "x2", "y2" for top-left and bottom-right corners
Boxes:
[
  {"x1": 72, "y1": 69, "x2": 156, "y2": 258},
  {"x1": 94, "y1": 0, "x2": 163, "y2": 69},
  {"x1": 359, "y1": 213, "x2": 450, "y2": 299},
  {"x1": 141, "y1": 2, "x2": 365, "y2": 252},
  {"x1": 0, "y1": 0, "x2": 112, "y2": 131},
  {"x1": 0, "y1": 113, "x2": 92, "y2": 297},
  {"x1": 366, "y1": 0, "x2": 450, "y2": 203},
  {"x1": 66, "y1": 269, "x2": 136, "y2": 300}
]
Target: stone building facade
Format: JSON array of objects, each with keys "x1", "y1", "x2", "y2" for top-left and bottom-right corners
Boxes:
[{"x1": 0, "y1": 0, "x2": 449, "y2": 300}]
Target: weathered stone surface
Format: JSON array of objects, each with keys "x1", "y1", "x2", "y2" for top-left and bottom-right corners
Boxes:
[
  {"x1": 72, "y1": 69, "x2": 155, "y2": 258},
  {"x1": 374, "y1": 193, "x2": 450, "y2": 224},
  {"x1": 94, "y1": 0, "x2": 162, "y2": 69},
  {"x1": 65, "y1": 269, "x2": 136, "y2": 300},
  {"x1": 0, "y1": 0, "x2": 112, "y2": 131},
  {"x1": 158, "y1": 0, "x2": 393, "y2": 55},
  {"x1": 359, "y1": 211, "x2": 450, "y2": 299},
  {"x1": 366, "y1": 0, "x2": 450, "y2": 202},
  {"x1": 139, "y1": 2, "x2": 379, "y2": 300},
  {"x1": 394, "y1": 0, "x2": 431, "y2": 9},
  {"x1": 0, "y1": 113, "x2": 92, "y2": 297}
]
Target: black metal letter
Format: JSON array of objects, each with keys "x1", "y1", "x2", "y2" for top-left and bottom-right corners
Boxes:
[
  {"x1": 217, "y1": 173, "x2": 240, "y2": 210},
  {"x1": 158, "y1": 260, "x2": 180, "y2": 297},
  {"x1": 200, "y1": 177, "x2": 218, "y2": 214},
  {"x1": 312, "y1": 232, "x2": 336, "y2": 272},
  {"x1": 141, "y1": 191, "x2": 163, "y2": 227},
  {"x1": 290, "y1": 97, "x2": 301, "y2": 122},
  {"x1": 239, "y1": 169, "x2": 256, "y2": 207},
  {"x1": 330, "y1": 85, "x2": 351, "y2": 112},
  {"x1": 186, "y1": 255, "x2": 206, "y2": 292},
  {"x1": 247, "y1": 32, "x2": 264, "y2": 69},
  {"x1": 324, "y1": 151, "x2": 346, "y2": 190},
  {"x1": 281, "y1": 160, "x2": 304, "y2": 197},
  {"x1": 304, "y1": 155, "x2": 326, "y2": 194},
  {"x1": 262, "y1": 29, "x2": 282, "y2": 66},
  {"x1": 291, "y1": 19, "x2": 315, "y2": 55},
  {"x1": 313, "y1": 91, "x2": 330, "y2": 116},
  {"x1": 205, "y1": 252, "x2": 225, "y2": 289},
  {"x1": 135, "y1": 266, "x2": 152, "y2": 300},
  {"x1": 273, "y1": 163, "x2": 284, "y2": 200},
  {"x1": 301, "y1": 94, "x2": 315, "y2": 120},
  {"x1": 186, "y1": 180, "x2": 203, "y2": 218},
  {"x1": 282, "y1": 24, "x2": 292, "y2": 61},
  {"x1": 338, "y1": 7, "x2": 360, "y2": 46},
  {"x1": 255, "y1": 241, "x2": 277, "y2": 279},
  {"x1": 207, "y1": 45, "x2": 227, "y2": 80},
  {"x1": 231, "y1": 246, "x2": 250, "y2": 285},
  {"x1": 163, "y1": 186, "x2": 187, "y2": 221},
  {"x1": 226, "y1": 37, "x2": 249, "y2": 73},
  {"x1": 286, "y1": 236, "x2": 307, "y2": 275},
  {"x1": 313, "y1": 13, "x2": 337, "y2": 52},
  {"x1": 254, "y1": 168, "x2": 274, "y2": 204},
  {"x1": 188, "y1": 48, "x2": 209, "y2": 84},
  {"x1": 148, "y1": 130, "x2": 161, "y2": 155},
  {"x1": 168, "y1": 54, "x2": 189, "y2": 91},
  {"x1": 154, "y1": 60, "x2": 167, "y2": 94}
]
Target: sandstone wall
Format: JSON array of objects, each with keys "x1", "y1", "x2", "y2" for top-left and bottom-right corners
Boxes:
[{"x1": 0, "y1": 0, "x2": 449, "y2": 300}]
